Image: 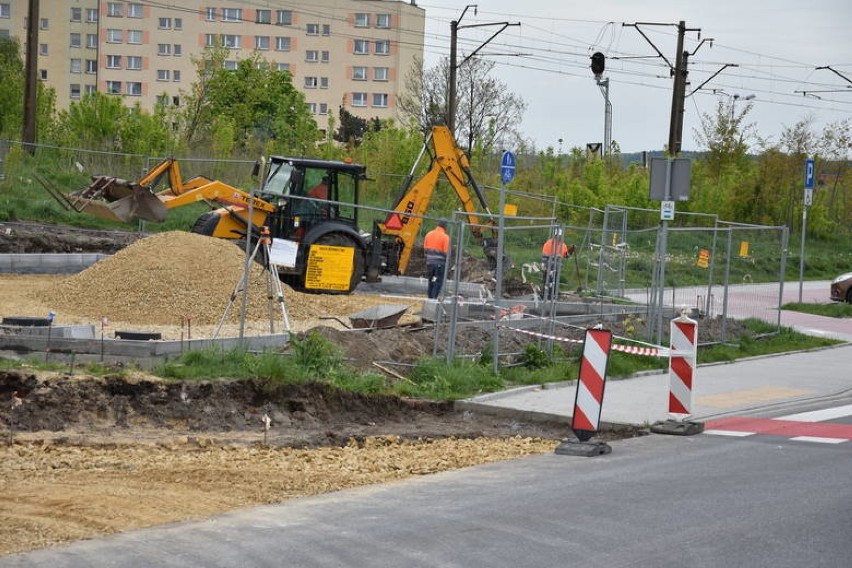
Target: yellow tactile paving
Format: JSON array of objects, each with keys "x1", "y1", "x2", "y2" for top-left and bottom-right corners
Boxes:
[{"x1": 696, "y1": 387, "x2": 812, "y2": 409}]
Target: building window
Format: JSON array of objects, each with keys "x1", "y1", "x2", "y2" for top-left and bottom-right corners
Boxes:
[
  {"x1": 374, "y1": 67, "x2": 388, "y2": 81},
  {"x1": 70, "y1": 33, "x2": 81, "y2": 48},
  {"x1": 126, "y1": 56, "x2": 142, "y2": 70},
  {"x1": 354, "y1": 40, "x2": 369, "y2": 55},
  {"x1": 372, "y1": 93, "x2": 388, "y2": 107},
  {"x1": 319, "y1": 103, "x2": 328, "y2": 115},
  {"x1": 70, "y1": 84, "x2": 81, "y2": 99},
  {"x1": 276, "y1": 10, "x2": 292, "y2": 25},
  {"x1": 128, "y1": 3, "x2": 143, "y2": 18},
  {"x1": 70, "y1": 59, "x2": 81, "y2": 73},
  {"x1": 306, "y1": 50, "x2": 318, "y2": 62},
  {"x1": 320, "y1": 77, "x2": 328, "y2": 89},
  {"x1": 86, "y1": 34, "x2": 97, "y2": 49},
  {"x1": 205, "y1": 8, "x2": 216, "y2": 21},
  {"x1": 352, "y1": 92, "x2": 367, "y2": 107},
  {"x1": 86, "y1": 59, "x2": 97, "y2": 73},
  {"x1": 306, "y1": 23, "x2": 319, "y2": 36},
  {"x1": 0, "y1": 4, "x2": 11, "y2": 19},
  {"x1": 322, "y1": 24, "x2": 330, "y2": 36},
  {"x1": 106, "y1": 80, "x2": 121, "y2": 94},
  {"x1": 354, "y1": 13, "x2": 369, "y2": 28},
  {"x1": 127, "y1": 82, "x2": 142, "y2": 96},
  {"x1": 376, "y1": 14, "x2": 391, "y2": 29},
  {"x1": 157, "y1": 69, "x2": 170, "y2": 81},
  {"x1": 205, "y1": 34, "x2": 216, "y2": 47},
  {"x1": 107, "y1": 29, "x2": 122, "y2": 43},
  {"x1": 276, "y1": 62, "x2": 290, "y2": 72},
  {"x1": 85, "y1": 84, "x2": 96, "y2": 94},
  {"x1": 304, "y1": 76, "x2": 318, "y2": 89},
  {"x1": 173, "y1": 70, "x2": 181, "y2": 82},
  {"x1": 173, "y1": 44, "x2": 182, "y2": 56},
  {"x1": 71, "y1": 8, "x2": 82, "y2": 22},
  {"x1": 127, "y1": 30, "x2": 142, "y2": 44},
  {"x1": 222, "y1": 8, "x2": 241, "y2": 22},
  {"x1": 175, "y1": 18, "x2": 182, "y2": 30},
  {"x1": 275, "y1": 37, "x2": 290, "y2": 51},
  {"x1": 158, "y1": 18, "x2": 172, "y2": 30},
  {"x1": 353, "y1": 66, "x2": 367, "y2": 81},
  {"x1": 307, "y1": 102, "x2": 317, "y2": 114},
  {"x1": 107, "y1": 3, "x2": 123, "y2": 17},
  {"x1": 256, "y1": 9, "x2": 271, "y2": 24},
  {"x1": 321, "y1": 50, "x2": 329, "y2": 63},
  {"x1": 38, "y1": 44, "x2": 47, "y2": 56},
  {"x1": 86, "y1": 8, "x2": 98, "y2": 23},
  {"x1": 39, "y1": 69, "x2": 47, "y2": 80},
  {"x1": 221, "y1": 34, "x2": 240, "y2": 49},
  {"x1": 157, "y1": 43, "x2": 171, "y2": 56},
  {"x1": 256, "y1": 36, "x2": 269, "y2": 50},
  {"x1": 39, "y1": 18, "x2": 48, "y2": 30},
  {"x1": 106, "y1": 55, "x2": 122, "y2": 69},
  {"x1": 223, "y1": 60, "x2": 238, "y2": 70},
  {"x1": 375, "y1": 40, "x2": 390, "y2": 55}
]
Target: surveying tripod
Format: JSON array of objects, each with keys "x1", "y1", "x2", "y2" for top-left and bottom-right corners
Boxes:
[{"x1": 215, "y1": 226, "x2": 290, "y2": 339}]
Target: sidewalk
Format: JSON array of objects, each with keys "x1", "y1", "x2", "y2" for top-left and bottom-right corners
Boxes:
[{"x1": 461, "y1": 343, "x2": 852, "y2": 428}]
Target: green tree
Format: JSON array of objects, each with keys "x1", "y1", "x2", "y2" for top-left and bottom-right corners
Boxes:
[
  {"x1": 398, "y1": 56, "x2": 526, "y2": 154},
  {"x1": 177, "y1": 47, "x2": 318, "y2": 156},
  {"x1": 0, "y1": 37, "x2": 55, "y2": 141}
]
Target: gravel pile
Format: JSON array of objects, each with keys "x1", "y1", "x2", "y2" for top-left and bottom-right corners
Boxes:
[{"x1": 37, "y1": 231, "x2": 417, "y2": 326}]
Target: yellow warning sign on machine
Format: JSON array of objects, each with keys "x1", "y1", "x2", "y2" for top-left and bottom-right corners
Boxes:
[{"x1": 305, "y1": 244, "x2": 355, "y2": 291}]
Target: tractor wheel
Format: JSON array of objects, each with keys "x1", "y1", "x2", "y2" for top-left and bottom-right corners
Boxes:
[
  {"x1": 191, "y1": 212, "x2": 221, "y2": 236},
  {"x1": 846, "y1": 288, "x2": 852, "y2": 304}
]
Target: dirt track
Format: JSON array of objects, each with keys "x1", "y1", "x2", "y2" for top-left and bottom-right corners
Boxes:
[{"x1": 0, "y1": 226, "x2": 590, "y2": 557}]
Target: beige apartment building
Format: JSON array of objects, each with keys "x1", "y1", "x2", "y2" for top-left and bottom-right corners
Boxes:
[{"x1": 0, "y1": 0, "x2": 425, "y2": 135}]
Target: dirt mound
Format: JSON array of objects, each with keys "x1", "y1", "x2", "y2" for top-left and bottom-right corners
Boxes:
[
  {"x1": 0, "y1": 370, "x2": 574, "y2": 448},
  {"x1": 0, "y1": 222, "x2": 143, "y2": 253}
]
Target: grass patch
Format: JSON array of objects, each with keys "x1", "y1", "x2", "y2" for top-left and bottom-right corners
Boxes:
[{"x1": 781, "y1": 302, "x2": 852, "y2": 318}]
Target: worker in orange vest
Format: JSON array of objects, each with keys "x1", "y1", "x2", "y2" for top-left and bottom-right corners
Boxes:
[
  {"x1": 423, "y1": 219, "x2": 451, "y2": 299},
  {"x1": 541, "y1": 229, "x2": 575, "y2": 301}
]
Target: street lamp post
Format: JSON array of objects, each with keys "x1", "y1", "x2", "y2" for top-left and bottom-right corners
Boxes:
[{"x1": 730, "y1": 93, "x2": 755, "y2": 119}]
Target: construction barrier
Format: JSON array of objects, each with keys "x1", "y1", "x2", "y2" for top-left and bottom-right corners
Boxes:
[
  {"x1": 668, "y1": 314, "x2": 698, "y2": 416},
  {"x1": 497, "y1": 324, "x2": 668, "y2": 358},
  {"x1": 571, "y1": 328, "x2": 613, "y2": 441}
]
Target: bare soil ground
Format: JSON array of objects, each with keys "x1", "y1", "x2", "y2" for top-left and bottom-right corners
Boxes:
[{"x1": 0, "y1": 224, "x2": 632, "y2": 557}]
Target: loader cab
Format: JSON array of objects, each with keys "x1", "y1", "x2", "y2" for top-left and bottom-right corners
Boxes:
[{"x1": 261, "y1": 156, "x2": 365, "y2": 240}]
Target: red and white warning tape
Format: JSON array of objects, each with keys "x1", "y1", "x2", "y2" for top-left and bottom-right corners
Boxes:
[{"x1": 497, "y1": 325, "x2": 669, "y2": 358}]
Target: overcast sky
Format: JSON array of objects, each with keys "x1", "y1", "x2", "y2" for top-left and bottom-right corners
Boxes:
[{"x1": 416, "y1": 0, "x2": 852, "y2": 153}]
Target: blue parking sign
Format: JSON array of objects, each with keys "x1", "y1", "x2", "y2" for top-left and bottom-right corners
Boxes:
[{"x1": 804, "y1": 158, "x2": 815, "y2": 189}]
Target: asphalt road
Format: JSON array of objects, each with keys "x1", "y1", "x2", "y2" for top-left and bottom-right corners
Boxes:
[{"x1": 3, "y1": 406, "x2": 851, "y2": 568}]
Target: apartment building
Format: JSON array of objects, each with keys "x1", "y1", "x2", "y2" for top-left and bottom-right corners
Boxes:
[{"x1": 0, "y1": 0, "x2": 425, "y2": 134}]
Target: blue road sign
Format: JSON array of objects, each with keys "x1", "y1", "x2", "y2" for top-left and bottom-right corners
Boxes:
[
  {"x1": 804, "y1": 158, "x2": 815, "y2": 189},
  {"x1": 500, "y1": 151, "x2": 516, "y2": 184}
]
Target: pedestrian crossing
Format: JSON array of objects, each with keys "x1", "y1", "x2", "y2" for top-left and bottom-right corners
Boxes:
[{"x1": 704, "y1": 404, "x2": 852, "y2": 445}]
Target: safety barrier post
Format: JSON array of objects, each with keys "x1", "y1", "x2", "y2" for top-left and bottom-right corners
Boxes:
[
  {"x1": 651, "y1": 313, "x2": 705, "y2": 436},
  {"x1": 555, "y1": 327, "x2": 613, "y2": 457}
]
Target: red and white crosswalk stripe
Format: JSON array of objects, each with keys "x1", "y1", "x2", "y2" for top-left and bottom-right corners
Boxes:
[
  {"x1": 668, "y1": 315, "x2": 698, "y2": 416},
  {"x1": 704, "y1": 404, "x2": 852, "y2": 444},
  {"x1": 571, "y1": 329, "x2": 612, "y2": 438}
]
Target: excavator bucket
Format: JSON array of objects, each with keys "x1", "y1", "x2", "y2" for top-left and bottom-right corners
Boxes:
[{"x1": 48, "y1": 175, "x2": 169, "y2": 223}]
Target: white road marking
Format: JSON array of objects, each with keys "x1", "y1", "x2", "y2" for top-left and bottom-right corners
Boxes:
[
  {"x1": 703, "y1": 429, "x2": 753, "y2": 437},
  {"x1": 789, "y1": 436, "x2": 848, "y2": 445},
  {"x1": 778, "y1": 404, "x2": 852, "y2": 422}
]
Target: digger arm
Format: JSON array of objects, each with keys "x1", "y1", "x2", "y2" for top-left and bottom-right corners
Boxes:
[{"x1": 377, "y1": 125, "x2": 495, "y2": 274}]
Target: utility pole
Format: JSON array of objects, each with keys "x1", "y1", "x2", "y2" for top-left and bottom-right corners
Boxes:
[
  {"x1": 22, "y1": 0, "x2": 39, "y2": 151},
  {"x1": 447, "y1": 5, "x2": 519, "y2": 137},
  {"x1": 668, "y1": 21, "x2": 687, "y2": 156},
  {"x1": 623, "y1": 21, "x2": 701, "y2": 156}
]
